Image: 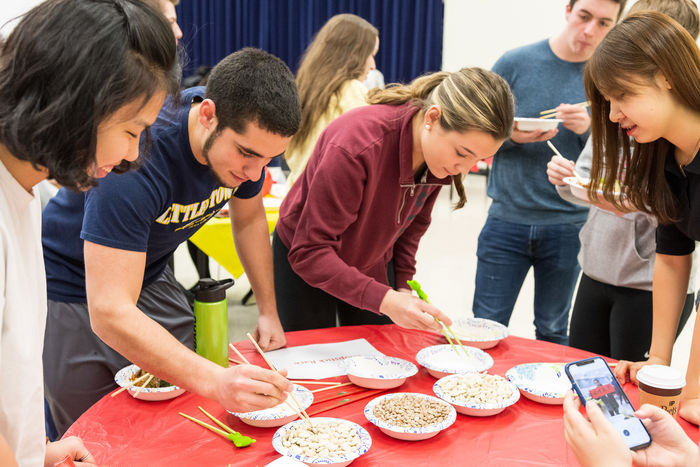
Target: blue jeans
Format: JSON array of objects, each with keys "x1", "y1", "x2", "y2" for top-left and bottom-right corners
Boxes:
[{"x1": 473, "y1": 216, "x2": 583, "y2": 345}]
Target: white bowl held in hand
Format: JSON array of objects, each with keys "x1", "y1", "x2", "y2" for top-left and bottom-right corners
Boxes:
[
  {"x1": 344, "y1": 355, "x2": 418, "y2": 389},
  {"x1": 514, "y1": 117, "x2": 562, "y2": 132}
]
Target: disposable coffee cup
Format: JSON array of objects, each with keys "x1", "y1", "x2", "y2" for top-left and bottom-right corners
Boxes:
[{"x1": 637, "y1": 365, "x2": 685, "y2": 418}]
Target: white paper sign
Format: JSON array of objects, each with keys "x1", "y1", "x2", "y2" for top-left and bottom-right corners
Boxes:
[{"x1": 265, "y1": 339, "x2": 385, "y2": 379}]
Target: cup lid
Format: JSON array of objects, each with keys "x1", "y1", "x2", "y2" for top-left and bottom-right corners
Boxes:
[{"x1": 637, "y1": 365, "x2": 685, "y2": 389}]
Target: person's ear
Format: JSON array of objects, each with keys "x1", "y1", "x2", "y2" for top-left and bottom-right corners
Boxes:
[
  {"x1": 198, "y1": 99, "x2": 218, "y2": 130},
  {"x1": 424, "y1": 105, "x2": 442, "y2": 128},
  {"x1": 659, "y1": 73, "x2": 673, "y2": 90}
]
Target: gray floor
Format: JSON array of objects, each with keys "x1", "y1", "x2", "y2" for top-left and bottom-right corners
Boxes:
[{"x1": 173, "y1": 173, "x2": 694, "y2": 372}]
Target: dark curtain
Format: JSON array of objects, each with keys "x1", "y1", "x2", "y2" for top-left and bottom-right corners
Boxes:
[{"x1": 175, "y1": 0, "x2": 443, "y2": 84}]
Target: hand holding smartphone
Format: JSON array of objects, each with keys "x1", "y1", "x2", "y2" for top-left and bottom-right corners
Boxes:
[{"x1": 565, "y1": 357, "x2": 651, "y2": 450}]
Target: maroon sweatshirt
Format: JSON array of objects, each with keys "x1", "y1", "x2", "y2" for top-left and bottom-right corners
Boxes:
[{"x1": 276, "y1": 103, "x2": 450, "y2": 314}]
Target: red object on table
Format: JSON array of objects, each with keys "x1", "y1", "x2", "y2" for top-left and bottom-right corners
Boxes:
[{"x1": 65, "y1": 325, "x2": 700, "y2": 466}]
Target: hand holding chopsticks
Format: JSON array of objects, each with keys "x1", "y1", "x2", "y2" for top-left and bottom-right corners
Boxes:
[
  {"x1": 407, "y1": 280, "x2": 470, "y2": 357},
  {"x1": 244, "y1": 333, "x2": 315, "y2": 429},
  {"x1": 539, "y1": 101, "x2": 589, "y2": 119}
]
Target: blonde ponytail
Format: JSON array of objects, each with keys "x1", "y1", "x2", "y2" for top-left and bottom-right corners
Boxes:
[{"x1": 370, "y1": 68, "x2": 514, "y2": 209}]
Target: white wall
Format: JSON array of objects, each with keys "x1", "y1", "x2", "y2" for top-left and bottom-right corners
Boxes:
[
  {"x1": 442, "y1": 0, "x2": 567, "y2": 71},
  {"x1": 0, "y1": 0, "x2": 43, "y2": 36},
  {"x1": 442, "y1": 0, "x2": 700, "y2": 71}
]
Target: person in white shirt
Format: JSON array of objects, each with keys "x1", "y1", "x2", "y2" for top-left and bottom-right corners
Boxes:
[{"x1": 0, "y1": 0, "x2": 179, "y2": 465}]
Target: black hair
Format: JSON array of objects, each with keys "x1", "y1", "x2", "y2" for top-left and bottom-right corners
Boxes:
[
  {"x1": 204, "y1": 48, "x2": 300, "y2": 137},
  {"x1": 0, "y1": 0, "x2": 180, "y2": 189}
]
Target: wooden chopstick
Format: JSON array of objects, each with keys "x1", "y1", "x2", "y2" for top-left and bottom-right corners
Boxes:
[
  {"x1": 228, "y1": 357, "x2": 245, "y2": 366},
  {"x1": 132, "y1": 374, "x2": 154, "y2": 398},
  {"x1": 547, "y1": 141, "x2": 564, "y2": 158},
  {"x1": 306, "y1": 389, "x2": 385, "y2": 417},
  {"x1": 245, "y1": 333, "x2": 314, "y2": 427},
  {"x1": 229, "y1": 343, "x2": 251, "y2": 365},
  {"x1": 198, "y1": 406, "x2": 236, "y2": 434},
  {"x1": 111, "y1": 371, "x2": 151, "y2": 397},
  {"x1": 310, "y1": 382, "x2": 353, "y2": 393},
  {"x1": 231, "y1": 340, "x2": 310, "y2": 427},
  {"x1": 180, "y1": 412, "x2": 231, "y2": 438},
  {"x1": 289, "y1": 380, "x2": 344, "y2": 385},
  {"x1": 539, "y1": 101, "x2": 590, "y2": 116}
]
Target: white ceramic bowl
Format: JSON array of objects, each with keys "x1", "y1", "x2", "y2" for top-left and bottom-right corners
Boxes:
[
  {"x1": 445, "y1": 317, "x2": 509, "y2": 349},
  {"x1": 229, "y1": 385, "x2": 314, "y2": 428},
  {"x1": 272, "y1": 417, "x2": 371, "y2": 467},
  {"x1": 364, "y1": 392, "x2": 456, "y2": 441},
  {"x1": 344, "y1": 355, "x2": 418, "y2": 389},
  {"x1": 415, "y1": 344, "x2": 493, "y2": 379},
  {"x1": 514, "y1": 117, "x2": 562, "y2": 132},
  {"x1": 114, "y1": 364, "x2": 185, "y2": 401},
  {"x1": 505, "y1": 363, "x2": 572, "y2": 405},
  {"x1": 433, "y1": 373, "x2": 520, "y2": 416}
]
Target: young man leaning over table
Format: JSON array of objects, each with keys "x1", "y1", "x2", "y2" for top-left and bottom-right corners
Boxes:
[
  {"x1": 472, "y1": 0, "x2": 625, "y2": 345},
  {"x1": 41, "y1": 48, "x2": 299, "y2": 437}
]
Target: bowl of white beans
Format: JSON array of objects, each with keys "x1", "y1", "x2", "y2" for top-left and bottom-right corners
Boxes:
[
  {"x1": 364, "y1": 392, "x2": 456, "y2": 441},
  {"x1": 272, "y1": 417, "x2": 371, "y2": 466},
  {"x1": 229, "y1": 385, "x2": 314, "y2": 428},
  {"x1": 433, "y1": 373, "x2": 520, "y2": 416}
]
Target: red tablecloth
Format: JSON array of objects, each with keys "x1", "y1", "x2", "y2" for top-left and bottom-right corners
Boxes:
[{"x1": 65, "y1": 325, "x2": 700, "y2": 466}]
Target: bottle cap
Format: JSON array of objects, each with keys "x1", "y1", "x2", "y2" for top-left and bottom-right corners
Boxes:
[{"x1": 193, "y1": 278, "x2": 234, "y2": 303}]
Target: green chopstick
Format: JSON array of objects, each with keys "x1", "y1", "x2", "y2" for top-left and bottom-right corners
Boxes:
[
  {"x1": 179, "y1": 411, "x2": 255, "y2": 448},
  {"x1": 407, "y1": 280, "x2": 469, "y2": 356}
]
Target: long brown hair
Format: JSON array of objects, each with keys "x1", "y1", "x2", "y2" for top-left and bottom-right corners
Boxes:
[
  {"x1": 585, "y1": 11, "x2": 700, "y2": 223},
  {"x1": 368, "y1": 68, "x2": 514, "y2": 209},
  {"x1": 287, "y1": 14, "x2": 378, "y2": 155}
]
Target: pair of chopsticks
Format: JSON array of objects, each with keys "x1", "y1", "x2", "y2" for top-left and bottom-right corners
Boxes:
[
  {"x1": 307, "y1": 388, "x2": 385, "y2": 417},
  {"x1": 539, "y1": 101, "x2": 590, "y2": 119},
  {"x1": 406, "y1": 280, "x2": 470, "y2": 357},
  {"x1": 111, "y1": 370, "x2": 153, "y2": 398},
  {"x1": 229, "y1": 335, "x2": 314, "y2": 428},
  {"x1": 179, "y1": 406, "x2": 255, "y2": 447},
  {"x1": 547, "y1": 141, "x2": 587, "y2": 185}
]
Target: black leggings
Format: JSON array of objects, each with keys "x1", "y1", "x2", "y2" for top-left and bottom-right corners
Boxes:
[
  {"x1": 273, "y1": 231, "x2": 393, "y2": 331},
  {"x1": 569, "y1": 273, "x2": 694, "y2": 361}
]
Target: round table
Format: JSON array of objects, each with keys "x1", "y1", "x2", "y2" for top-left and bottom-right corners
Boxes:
[{"x1": 65, "y1": 324, "x2": 700, "y2": 466}]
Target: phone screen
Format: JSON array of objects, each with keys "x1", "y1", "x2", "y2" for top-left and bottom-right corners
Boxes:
[{"x1": 565, "y1": 357, "x2": 651, "y2": 450}]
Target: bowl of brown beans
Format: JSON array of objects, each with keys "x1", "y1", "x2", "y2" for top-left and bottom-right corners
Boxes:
[{"x1": 363, "y1": 392, "x2": 456, "y2": 441}]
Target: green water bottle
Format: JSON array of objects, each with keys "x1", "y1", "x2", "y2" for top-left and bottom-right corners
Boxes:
[{"x1": 193, "y1": 278, "x2": 234, "y2": 367}]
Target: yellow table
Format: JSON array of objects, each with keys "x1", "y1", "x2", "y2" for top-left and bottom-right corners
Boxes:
[{"x1": 188, "y1": 201, "x2": 280, "y2": 278}]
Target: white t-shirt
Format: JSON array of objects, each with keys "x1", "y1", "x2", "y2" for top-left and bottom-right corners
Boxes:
[{"x1": 0, "y1": 160, "x2": 46, "y2": 466}]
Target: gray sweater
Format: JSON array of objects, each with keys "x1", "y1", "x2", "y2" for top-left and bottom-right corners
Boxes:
[{"x1": 557, "y1": 137, "x2": 695, "y2": 292}]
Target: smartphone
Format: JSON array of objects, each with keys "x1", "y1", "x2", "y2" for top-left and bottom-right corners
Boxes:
[{"x1": 565, "y1": 357, "x2": 651, "y2": 450}]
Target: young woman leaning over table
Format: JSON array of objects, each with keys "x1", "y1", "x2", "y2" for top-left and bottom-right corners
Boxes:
[
  {"x1": 273, "y1": 68, "x2": 514, "y2": 332},
  {"x1": 284, "y1": 13, "x2": 379, "y2": 187},
  {"x1": 0, "y1": 0, "x2": 179, "y2": 465},
  {"x1": 581, "y1": 12, "x2": 700, "y2": 426}
]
